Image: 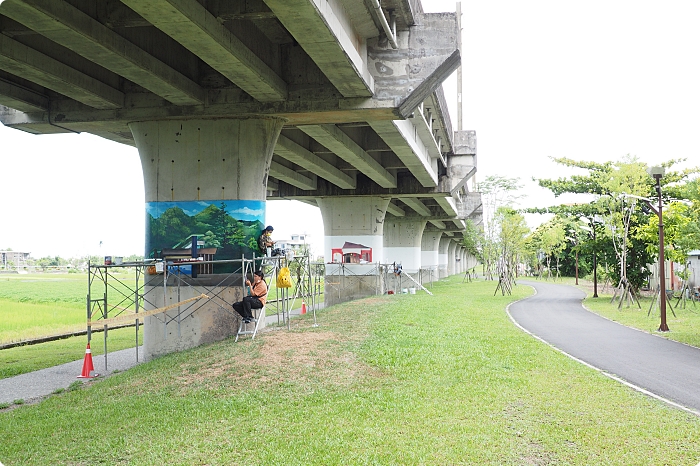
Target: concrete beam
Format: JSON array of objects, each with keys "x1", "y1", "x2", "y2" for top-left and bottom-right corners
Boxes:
[
  {"x1": 399, "y1": 197, "x2": 431, "y2": 216},
  {"x1": 429, "y1": 220, "x2": 446, "y2": 229},
  {"x1": 0, "y1": 89, "x2": 400, "y2": 133},
  {"x1": 386, "y1": 201, "x2": 405, "y2": 217},
  {"x1": 449, "y1": 165, "x2": 476, "y2": 197},
  {"x1": 1, "y1": 0, "x2": 204, "y2": 106},
  {"x1": 434, "y1": 195, "x2": 457, "y2": 217},
  {"x1": 0, "y1": 34, "x2": 123, "y2": 109},
  {"x1": 269, "y1": 160, "x2": 317, "y2": 191},
  {"x1": 122, "y1": 0, "x2": 287, "y2": 102},
  {"x1": 0, "y1": 79, "x2": 47, "y2": 112},
  {"x1": 273, "y1": 171, "x2": 457, "y2": 199},
  {"x1": 409, "y1": 107, "x2": 441, "y2": 159},
  {"x1": 298, "y1": 124, "x2": 396, "y2": 188},
  {"x1": 263, "y1": 0, "x2": 374, "y2": 98},
  {"x1": 369, "y1": 119, "x2": 437, "y2": 187},
  {"x1": 274, "y1": 134, "x2": 356, "y2": 190}
]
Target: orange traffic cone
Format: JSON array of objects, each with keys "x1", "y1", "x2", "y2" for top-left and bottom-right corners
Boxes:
[
  {"x1": 301, "y1": 300, "x2": 307, "y2": 315},
  {"x1": 77, "y1": 343, "x2": 98, "y2": 378}
]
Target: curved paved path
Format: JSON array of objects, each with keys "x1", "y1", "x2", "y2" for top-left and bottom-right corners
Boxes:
[{"x1": 510, "y1": 280, "x2": 700, "y2": 414}]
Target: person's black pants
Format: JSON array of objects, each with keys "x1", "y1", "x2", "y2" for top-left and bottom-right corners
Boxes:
[{"x1": 232, "y1": 296, "x2": 263, "y2": 320}]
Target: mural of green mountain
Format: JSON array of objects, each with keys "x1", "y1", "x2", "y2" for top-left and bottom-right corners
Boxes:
[{"x1": 145, "y1": 201, "x2": 265, "y2": 262}]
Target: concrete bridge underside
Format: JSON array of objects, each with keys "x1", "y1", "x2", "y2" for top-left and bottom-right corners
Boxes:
[{"x1": 0, "y1": 0, "x2": 482, "y2": 358}]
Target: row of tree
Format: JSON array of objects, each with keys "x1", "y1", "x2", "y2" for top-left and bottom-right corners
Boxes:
[
  {"x1": 1, "y1": 254, "x2": 144, "y2": 271},
  {"x1": 464, "y1": 156, "x2": 700, "y2": 296}
]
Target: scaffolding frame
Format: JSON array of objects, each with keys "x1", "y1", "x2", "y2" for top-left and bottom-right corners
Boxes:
[
  {"x1": 87, "y1": 255, "x2": 322, "y2": 371},
  {"x1": 323, "y1": 262, "x2": 436, "y2": 299}
]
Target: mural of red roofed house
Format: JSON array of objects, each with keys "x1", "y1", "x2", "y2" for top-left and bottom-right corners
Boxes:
[{"x1": 331, "y1": 242, "x2": 373, "y2": 264}]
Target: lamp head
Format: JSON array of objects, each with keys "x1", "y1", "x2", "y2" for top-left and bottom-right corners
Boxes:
[{"x1": 647, "y1": 166, "x2": 665, "y2": 178}]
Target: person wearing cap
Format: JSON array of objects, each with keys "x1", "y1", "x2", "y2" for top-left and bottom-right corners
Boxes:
[
  {"x1": 258, "y1": 225, "x2": 275, "y2": 256},
  {"x1": 232, "y1": 269, "x2": 267, "y2": 323}
]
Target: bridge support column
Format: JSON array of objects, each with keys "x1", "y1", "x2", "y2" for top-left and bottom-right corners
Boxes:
[
  {"x1": 455, "y1": 246, "x2": 463, "y2": 274},
  {"x1": 448, "y1": 241, "x2": 458, "y2": 276},
  {"x1": 438, "y1": 237, "x2": 450, "y2": 278},
  {"x1": 383, "y1": 219, "x2": 427, "y2": 273},
  {"x1": 318, "y1": 196, "x2": 390, "y2": 306},
  {"x1": 384, "y1": 219, "x2": 427, "y2": 291},
  {"x1": 130, "y1": 117, "x2": 285, "y2": 360},
  {"x1": 421, "y1": 230, "x2": 441, "y2": 284}
]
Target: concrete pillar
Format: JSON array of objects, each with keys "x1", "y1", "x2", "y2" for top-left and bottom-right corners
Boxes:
[
  {"x1": 384, "y1": 219, "x2": 426, "y2": 293},
  {"x1": 455, "y1": 246, "x2": 463, "y2": 274},
  {"x1": 318, "y1": 196, "x2": 391, "y2": 306},
  {"x1": 421, "y1": 230, "x2": 442, "y2": 284},
  {"x1": 438, "y1": 237, "x2": 450, "y2": 279},
  {"x1": 448, "y1": 240, "x2": 458, "y2": 276},
  {"x1": 383, "y1": 219, "x2": 427, "y2": 273},
  {"x1": 130, "y1": 117, "x2": 285, "y2": 360},
  {"x1": 465, "y1": 251, "x2": 478, "y2": 273}
]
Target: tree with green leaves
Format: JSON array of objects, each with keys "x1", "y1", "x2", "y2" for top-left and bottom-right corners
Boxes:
[
  {"x1": 477, "y1": 175, "x2": 523, "y2": 280},
  {"x1": 493, "y1": 207, "x2": 530, "y2": 295},
  {"x1": 461, "y1": 218, "x2": 484, "y2": 272},
  {"x1": 534, "y1": 156, "x2": 698, "y2": 302},
  {"x1": 636, "y1": 200, "x2": 700, "y2": 303},
  {"x1": 528, "y1": 218, "x2": 567, "y2": 280}
]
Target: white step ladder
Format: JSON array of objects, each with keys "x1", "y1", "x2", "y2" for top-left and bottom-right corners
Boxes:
[{"x1": 235, "y1": 307, "x2": 264, "y2": 342}]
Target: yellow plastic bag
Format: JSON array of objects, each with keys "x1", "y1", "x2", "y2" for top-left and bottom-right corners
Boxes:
[{"x1": 276, "y1": 267, "x2": 292, "y2": 288}]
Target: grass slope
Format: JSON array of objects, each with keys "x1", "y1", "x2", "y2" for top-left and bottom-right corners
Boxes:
[
  {"x1": 1, "y1": 277, "x2": 699, "y2": 465},
  {"x1": 582, "y1": 288, "x2": 700, "y2": 348}
]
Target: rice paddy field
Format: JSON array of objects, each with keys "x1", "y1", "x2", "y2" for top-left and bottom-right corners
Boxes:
[{"x1": 0, "y1": 272, "x2": 142, "y2": 378}]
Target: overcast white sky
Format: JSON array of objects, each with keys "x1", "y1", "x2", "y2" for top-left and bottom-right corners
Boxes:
[{"x1": 2, "y1": 1, "x2": 699, "y2": 258}]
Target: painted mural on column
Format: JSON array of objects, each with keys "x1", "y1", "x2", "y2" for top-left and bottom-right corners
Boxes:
[{"x1": 145, "y1": 200, "x2": 265, "y2": 265}]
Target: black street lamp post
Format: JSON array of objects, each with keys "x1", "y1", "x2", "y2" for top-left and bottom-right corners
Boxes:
[{"x1": 647, "y1": 166, "x2": 669, "y2": 332}]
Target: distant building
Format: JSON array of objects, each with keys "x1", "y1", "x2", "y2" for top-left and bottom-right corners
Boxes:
[
  {"x1": 331, "y1": 241, "x2": 372, "y2": 263},
  {"x1": 275, "y1": 233, "x2": 312, "y2": 258},
  {"x1": 1, "y1": 251, "x2": 30, "y2": 269}
]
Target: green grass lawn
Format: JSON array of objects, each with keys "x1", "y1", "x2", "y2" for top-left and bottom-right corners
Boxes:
[
  {"x1": 575, "y1": 280, "x2": 700, "y2": 348},
  {"x1": 2, "y1": 276, "x2": 700, "y2": 465}
]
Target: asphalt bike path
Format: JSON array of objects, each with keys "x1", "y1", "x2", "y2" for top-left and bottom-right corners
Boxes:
[{"x1": 510, "y1": 280, "x2": 700, "y2": 414}]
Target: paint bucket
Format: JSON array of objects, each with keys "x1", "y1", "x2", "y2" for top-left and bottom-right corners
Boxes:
[
  {"x1": 409, "y1": 287, "x2": 416, "y2": 294},
  {"x1": 402, "y1": 288, "x2": 408, "y2": 294},
  {"x1": 114, "y1": 257, "x2": 123, "y2": 265},
  {"x1": 104, "y1": 256, "x2": 112, "y2": 265}
]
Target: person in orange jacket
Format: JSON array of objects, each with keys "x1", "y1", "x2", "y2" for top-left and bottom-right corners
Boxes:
[{"x1": 232, "y1": 269, "x2": 267, "y2": 323}]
